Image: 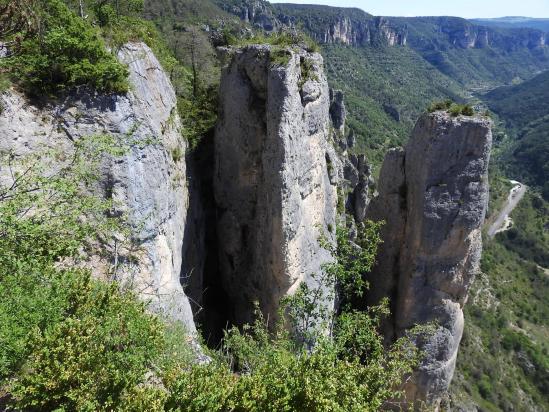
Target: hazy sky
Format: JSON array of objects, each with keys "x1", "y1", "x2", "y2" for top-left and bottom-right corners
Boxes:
[{"x1": 269, "y1": 0, "x2": 549, "y2": 19}]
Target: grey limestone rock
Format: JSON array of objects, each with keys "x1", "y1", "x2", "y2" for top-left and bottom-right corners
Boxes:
[
  {"x1": 214, "y1": 45, "x2": 338, "y2": 325},
  {"x1": 366, "y1": 112, "x2": 492, "y2": 409},
  {"x1": 0, "y1": 43, "x2": 198, "y2": 337}
]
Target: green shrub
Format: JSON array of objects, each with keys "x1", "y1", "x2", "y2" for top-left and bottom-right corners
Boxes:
[
  {"x1": 8, "y1": 275, "x2": 163, "y2": 412},
  {"x1": 2, "y1": 0, "x2": 128, "y2": 94},
  {"x1": 428, "y1": 99, "x2": 454, "y2": 112},
  {"x1": 88, "y1": 0, "x2": 144, "y2": 27},
  {"x1": 461, "y1": 104, "x2": 474, "y2": 116},
  {"x1": 165, "y1": 362, "x2": 235, "y2": 412},
  {"x1": 270, "y1": 48, "x2": 292, "y2": 67},
  {"x1": 428, "y1": 100, "x2": 475, "y2": 117},
  {"x1": 0, "y1": 135, "x2": 168, "y2": 411}
]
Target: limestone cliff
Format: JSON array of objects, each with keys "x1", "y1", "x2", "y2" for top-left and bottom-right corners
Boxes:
[
  {"x1": 0, "y1": 43, "x2": 198, "y2": 336},
  {"x1": 214, "y1": 45, "x2": 338, "y2": 325},
  {"x1": 366, "y1": 112, "x2": 492, "y2": 408},
  {"x1": 218, "y1": 1, "x2": 407, "y2": 47},
  {"x1": 215, "y1": 0, "x2": 279, "y2": 32},
  {"x1": 275, "y1": 9, "x2": 408, "y2": 47},
  {"x1": 402, "y1": 16, "x2": 548, "y2": 51}
]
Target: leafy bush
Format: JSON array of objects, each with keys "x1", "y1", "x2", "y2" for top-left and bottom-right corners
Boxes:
[
  {"x1": 428, "y1": 100, "x2": 475, "y2": 117},
  {"x1": 1, "y1": 0, "x2": 128, "y2": 94},
  {"x1": 428, "y1": 99, "x2": 454, "y2": 112},
  {"x1": 163, "y1": 304, "x2": 416, "y2": 412},
  {"x1": 8, "y1": 275, "x2": 164, "y2": 412}
]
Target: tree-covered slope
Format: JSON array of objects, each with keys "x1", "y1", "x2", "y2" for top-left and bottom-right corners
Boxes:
[
  {"x1": 390, "y1": 16, "x2": 549, "y2": 88},
  {"x1": 322, "y1": 43, "x2": 464, "y2": 166},
  {"x1": 483, "y1": 70, "x2": 549, "y2": 195},
  {"x1": 451, "y1": 187, "x2": 549, "y2": 411}
]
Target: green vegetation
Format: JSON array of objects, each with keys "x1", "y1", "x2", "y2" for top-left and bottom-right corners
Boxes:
[
  {"x1": 483, "y1": 71, "x2": 549, "y2": 195},
  {"x1": 471, "y1": 17, "x2": 549, "y2": 33},
  {"x1": 2, "y1": 1, "x2": 548, "y2": 410},
  {"x1": 0, "y1": 136, "x2": 183, "y2": 411},
  {"x1": 0, "y1": 0, "x2": 129, "y2": 94},
  {"x1": 428, "y1": 99, "x2": 475, "y2": 116},
  {"x1": 322, "y1": 44, "x2": 465, "y2": 168},
  {"x1": 391, "y1": 16, "x2": 549, "y2": 89}
]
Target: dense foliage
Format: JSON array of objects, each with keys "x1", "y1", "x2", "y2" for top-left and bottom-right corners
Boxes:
[
  {"x1": 0, "y1": 137, "x2": 178, "y2": 411},
  {"x1": 427, "y1": 100, "x2": 475, "y2": 116},
  {"x1": 0, "y1": 0, "x2": 129, "y2": 93}
]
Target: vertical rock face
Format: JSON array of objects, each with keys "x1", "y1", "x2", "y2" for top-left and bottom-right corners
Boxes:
[
  {"x1": 214, "y1": 45, "x2": 337, "y2": 325},
  {"x1": 0, "y1": 43, "x2": 198, "y2": 335},
  {"x1": 329, "y1": 89, "x2": 346, "y2": 134},
  {"x1": 366, "y1": 112, "x2": 492, "y2": 408},
  {"x1": 365, "y1": 148, "x2": 407, "y2": 337}
]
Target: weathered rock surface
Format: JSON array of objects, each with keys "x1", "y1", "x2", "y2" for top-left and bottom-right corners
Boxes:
[
  {"x1": 0, "y1": 43, "x2": 198, "y2": 336},
  {"x1": 329, "y1": 89, "x2": 346, "y2": 134},
  {"x1": 276, "y1": 8, "x2": 408, "y2": 47},
  {"x1": 214, "y1": 45, "x2": 338, "y2": 325},
  {"x1": 366, "y1": 112, "x2": 492, "y2": 408}
]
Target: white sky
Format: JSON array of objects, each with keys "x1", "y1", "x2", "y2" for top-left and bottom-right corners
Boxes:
[{"x1": 269, "y1": 0, "x2": 549, "y2": 19}]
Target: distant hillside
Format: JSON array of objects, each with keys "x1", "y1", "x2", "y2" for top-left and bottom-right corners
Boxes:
[
  {"x1": 483, "y1": 70, "x2": 549, "y2": 196},
  {"x1": 387, "y1": 16, "x2": 549, "y2": 88},
  {"x1": 471, "y1": 17, "x2": 549, "y2": 32},
  {"x1": 269, "y1": 4, "x2": 549, "y2": 87},
  {"x1": 322, "y1": 44, "x2": 464, "y2": 166}
]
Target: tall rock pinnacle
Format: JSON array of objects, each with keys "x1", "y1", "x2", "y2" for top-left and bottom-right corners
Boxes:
[
  {"x1": 214, "y1": 45, "x2": 338, "y2": 325},
  {"x1": 367, "y1": 112, "x2": 492, "y2": 408}
]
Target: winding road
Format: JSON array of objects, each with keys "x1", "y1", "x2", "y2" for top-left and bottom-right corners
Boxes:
[{"x1": 487, "y1": 181, "x2": 528, "y2": 238}]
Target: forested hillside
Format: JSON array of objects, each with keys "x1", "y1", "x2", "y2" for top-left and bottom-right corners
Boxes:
[
  {"x1": 471, "y1": 17, "x2": 549, "y2": 32},
  {"x1": 483, "y1": 71, "x2": 549, "y2": 197}
]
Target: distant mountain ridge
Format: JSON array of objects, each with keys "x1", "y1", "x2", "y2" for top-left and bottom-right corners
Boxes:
[
  {"x1": 471, "y1": 16, "x2": 549, "y2": 32},
  {"x1": 216, "y1": 2, "x2": 549, "y2": 88}
]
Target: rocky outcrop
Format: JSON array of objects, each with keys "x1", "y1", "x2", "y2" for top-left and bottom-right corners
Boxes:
[
  {"x1": 327, "y1": 90, "x2": 374, "y2": 225},
  {"x1": 0, "y1": 43, "x2": 198, "y2": 336},
  {"x1": 305, "y1": 15, "x2": 407, "y2": 47},
  {"x1": 366, "y1": 112, "x2": 492, "y2": 408},
  {"x1": 219, "y1": 2, "x2": 407, "y2": 48},
  {"x1": 214, "y1": 45, "x2": 338, "y2": 325}
]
